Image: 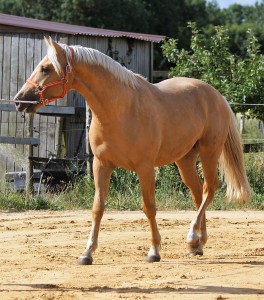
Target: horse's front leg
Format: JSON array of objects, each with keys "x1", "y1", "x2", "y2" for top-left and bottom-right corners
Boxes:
[
  {"x1": 77, "y1": 157, "x2": 114, "y2": 265},
  {"x1": 138, "y1": 164, "x2": 161, "y2": 262}
]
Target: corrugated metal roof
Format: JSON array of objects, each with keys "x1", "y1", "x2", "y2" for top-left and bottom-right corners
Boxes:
[{"x1": 0, "y1": 13, "x2": 165, "y2": 43}]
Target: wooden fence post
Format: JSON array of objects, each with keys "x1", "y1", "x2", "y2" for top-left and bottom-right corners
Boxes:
[
  {"x1": 55, "y1": 116, "x2": 64, "y2": 158},
  {"x1": 240, "y1": 115, "x2": 245, "y2": 135},
  {"x1": 26, "y1": 114, "x2": 34, "y2": 194}
]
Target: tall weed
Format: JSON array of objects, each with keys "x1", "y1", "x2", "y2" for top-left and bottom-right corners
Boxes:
[{"x1": 0, "y1": 154, "x2": 263, "y2": 211}]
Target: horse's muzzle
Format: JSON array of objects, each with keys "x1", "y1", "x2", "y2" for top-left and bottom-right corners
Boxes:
[{"x1": 14, "y1": 90, "x2": 40, "y2": 113}]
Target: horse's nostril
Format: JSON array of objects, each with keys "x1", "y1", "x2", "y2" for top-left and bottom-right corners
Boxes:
[{"x1": 14, "y1": 97, "x2": 21, "y2": 105}]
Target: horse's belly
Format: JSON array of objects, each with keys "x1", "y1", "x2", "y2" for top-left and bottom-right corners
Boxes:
[{"x1": 154, "y1": 138, "x2": 197, "y2": 166}]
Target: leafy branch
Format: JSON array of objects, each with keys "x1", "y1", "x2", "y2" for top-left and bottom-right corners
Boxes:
[{"x1": 162, "y1": 22, "x2": 264, "y2": 121}]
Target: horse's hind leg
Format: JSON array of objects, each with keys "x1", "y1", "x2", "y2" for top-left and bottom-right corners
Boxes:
[
  {"x1": 137, "y1": 163, "x2": 161, "y2": 262},
  {"x1": 77, "y1": 157, "x2": 114, "y2": 265},
  {"x1": 187, "y1": 148, "x2": 220, "y2": 256},
  {"x1": 176, "y1": 147, "x2": 207, "y2": 256}
]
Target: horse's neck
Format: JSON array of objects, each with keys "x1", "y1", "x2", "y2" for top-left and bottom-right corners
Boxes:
[{"x1": 72, "y1": 62, "x2": 134, "y2": 123}]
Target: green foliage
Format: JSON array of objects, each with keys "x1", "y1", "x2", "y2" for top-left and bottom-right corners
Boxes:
[
  {"x1": 0, "y1": 0, "x2": 151, "y2": 33},
  {"x1": 244, "y1": 152, "x2": 264, "y2": 195},
  {"x1": 207, "y1": 1, "x2": 264, "y2": 54},
  {"x1": 1, "y1": 154, "x2": 263, "y2": 211},
  {"x1": 162, "y1": 22, "x2": 264, "y2": 121},
  {"x1": 107, "y1": 168, "x2": 141, "y2": 210},
  {"x1": 0, "y1": 0, "x2": 208, "y2": 37},
  {"x1": 0, "y1": 192, "x2": 52, "y2": 210},
  {"x1": 1, "y1": 0, "x2": 264, "y2": 70},
  {"x1": 50, "y1": 176, "x2": 95, "y2": 209}
]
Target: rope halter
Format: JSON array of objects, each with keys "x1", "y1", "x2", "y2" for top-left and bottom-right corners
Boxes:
[{"x1": 26, "y1": 47, "x2": 74, "y2": 106}]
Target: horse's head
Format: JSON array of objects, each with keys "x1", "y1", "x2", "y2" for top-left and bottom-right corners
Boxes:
[{"x1": 14, "y1": 37, "x2": 73, "y2": 113}]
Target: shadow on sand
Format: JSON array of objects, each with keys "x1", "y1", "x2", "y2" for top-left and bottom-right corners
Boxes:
[{"x1": 2, "y1": 283, "x2": 263, "y2": 296}]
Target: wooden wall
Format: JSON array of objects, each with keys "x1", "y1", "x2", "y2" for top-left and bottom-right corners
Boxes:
[
  {"x1": 0, "y1": 32, "x2": 59, "y2": 174},
  {"x1": 0, "y1": 31, "x2": 152, "y2": 175},
  {"x1": 64, "y1": 35, "x2": 152, "y2": 158}
]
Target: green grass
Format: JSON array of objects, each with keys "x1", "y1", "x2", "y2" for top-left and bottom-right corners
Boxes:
[
  {"x1": 240, "y1": 116, "x2": 263, "y2": 142},
  {"x1": 0, "y1": 151, "x2": 263, "y2": 211},
  {"x1": 0, "y1": 115, "x2": 263, "y2": 212}
]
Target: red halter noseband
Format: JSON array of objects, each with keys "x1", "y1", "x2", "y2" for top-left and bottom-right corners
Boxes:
[{"x1": 26, "y1": 47, "x2": 74, "y2": 106}]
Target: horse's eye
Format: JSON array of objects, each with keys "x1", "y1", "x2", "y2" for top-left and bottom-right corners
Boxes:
[{"x1": 41, "y1": 66, "x2": 50, "y2": 74}]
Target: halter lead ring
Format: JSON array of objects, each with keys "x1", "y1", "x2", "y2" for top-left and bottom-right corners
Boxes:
[{"x1": 26, "y1": 47, "x2": 74, "y2": 106}]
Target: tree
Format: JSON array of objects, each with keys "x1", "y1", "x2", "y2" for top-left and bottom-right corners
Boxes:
[
  {"x1": 0, "y1": 0, "x2": 151, "y2": 33},
  {"x1": 0, "y1": 0, "x2": 62, "y2": 20},
  {"x1": 220, "y1": 2, "x2": 264, "y2": 54},
  {"x1": 205, "y1": 0, "x2": 224, "y2": 26},
  {"x1": 84, "y1": 0, "x2": 150, "y2": 33},
  {"x1": 161, "y1": 22, "x2": 264, "y2": 121},
  {"x1": 1, "y1": 0, "x2": 264, "y2": 54}
]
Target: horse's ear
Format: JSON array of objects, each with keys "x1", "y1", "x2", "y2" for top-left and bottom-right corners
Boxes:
[
  {"x1": 48, "y1": 37, "x2": 65, "y2": 59},
  {"x1": 48, "y1": 36, "x2": 56, "y2": 45},
  {"x1": 44, "y1": 36, "x2": 50, "y2": 47}
]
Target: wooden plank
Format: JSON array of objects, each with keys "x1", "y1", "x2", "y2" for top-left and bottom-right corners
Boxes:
[
  {"x1": 39, "y1": 119, "x2": 47, "y2": 158},
  {"x1": 0, "y1": 34, "x2": 3, "y2": 99},
  {"x1": 0, "y1": 34, "x2": 3, "y2": 140},
  {"x1": 37, "y1": 105, "x2": 76, "y2": 116},
  {"x1": 9, "y1": 35, "x2": 19, "y2": 140},
  {"x1": 20, "y1": 35, "x2": 34, "y2": 154},
  {"x1": 32, "y1": 34, "x2": 44, "y2": 159},
  {"x1": 65, "y1": 115, "x2": 73, "y2": 157},
  {"x1": 2, "y1": 34, "x2": 11, "y2": 100},
  {"x1": 17, "y1": 34, "x2": 27, "y2": 155},
  {"x1": 54, "y1": 116, "x2": 64, "y2": 157},
  {"x1": 37, "y1": 35, "x2": 48, "y2": 158},
  {"x1": 26, "y1": 114, "x2": 34, "y2": 194},
  {"x1": 47, "y1": 121, "x2": 56, "y2": 156},
  {"x1": 26, "y1": 33, "x2": 34, "y2": 78},
  {"x1": 0, "y1": 136, "x2": 40, "y2": 145},
  {"x1": 10, "y1": 33, "x2": 19, "y2": 98},
  {"x1": 2, "y1": 35, "x2": 11, "y2": 137},
  {"x1": 0, "y1": 104, "x2": 16, "y2": 111},
  {"x1": 33, "y1": 35, "x2": 43, "y2": 68},
  {"x1": 18, "y1": 34, "x2": 27, "y2": 86}
]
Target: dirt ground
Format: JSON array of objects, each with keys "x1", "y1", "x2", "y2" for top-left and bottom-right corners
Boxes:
[{"x1": 0, "y1": 210, "x2": 263, "y2": 300}]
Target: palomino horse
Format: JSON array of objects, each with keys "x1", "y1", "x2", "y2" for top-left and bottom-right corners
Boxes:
[{"x1": 14, "y1": 37, "x2": 251, "y2": 264}]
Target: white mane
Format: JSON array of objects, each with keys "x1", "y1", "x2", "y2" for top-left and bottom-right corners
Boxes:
[{"x1": 47, "y1": 43, "x2": 142, "y2": 89}]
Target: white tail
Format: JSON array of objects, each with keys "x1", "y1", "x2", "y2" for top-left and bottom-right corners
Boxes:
[{"x1": 219, "y1": 108, "x2": 251, "y2": 203}]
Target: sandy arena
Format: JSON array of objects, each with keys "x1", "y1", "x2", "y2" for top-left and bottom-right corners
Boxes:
[{"x1": 0, "y1": 210, "x2": 263, "y2": 299}]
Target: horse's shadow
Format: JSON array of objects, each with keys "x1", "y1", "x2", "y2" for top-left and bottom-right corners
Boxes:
[
  {"x1": 2, "y1": 283, "x2": 263, "y2": 296},
  {"x1": 2, "y1": 259, "x2": 263, "y2": 295},
  {"x1": 162, "y1": 258, "x2": 264, "y2": 267}
]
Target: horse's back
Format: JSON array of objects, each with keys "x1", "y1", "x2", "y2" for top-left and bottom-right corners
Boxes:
[
  {"x1": 155, "y1": 77, "x2": 222, "y2": 103},
  {"x1": 154, "y1": 77, "x2": 230, "y2": 126},
  {"x1": 150, "y1": 77, "x2": 231, "y2": 164}
]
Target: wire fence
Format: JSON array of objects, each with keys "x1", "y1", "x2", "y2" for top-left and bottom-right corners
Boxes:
[
  {"x1": 229, "y1": 103, "x2": 264, "y2": 106},
  {"x1": 1, "y1": 99, "x2": 263, "y2": 105},
  {"x1": 0, "y1": 99, "x2": 263, "y2": 142}
]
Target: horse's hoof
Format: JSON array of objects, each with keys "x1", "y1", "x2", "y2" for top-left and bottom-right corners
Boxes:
[
  {"x1": 188, "y1": 250, "x2": 203, "y2": 257},
  {"x1": 146, "y1": 255, "x2": 161, "y2": 263},
  {"x1": 187, "y1": 239, "x2": 203, "y2": 257},
  {"x1": 77, "y1": 255, "x2": 93, "y2": 265},
  {"x1": 196, "y1": 249, "x2": 203, "y2": 256},
  {"x1": 188, "y1": 246, "x2": 204, "y2": 257}
]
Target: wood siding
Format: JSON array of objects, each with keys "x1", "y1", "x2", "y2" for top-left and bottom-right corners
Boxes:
[{"x1": 0, "y1": 32, "x2": 152, "y2": 175}]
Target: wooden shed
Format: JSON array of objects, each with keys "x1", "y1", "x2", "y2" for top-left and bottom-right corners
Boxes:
[{"x1": 0, "y1": 13, "x2": 164, "y2": 184}]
